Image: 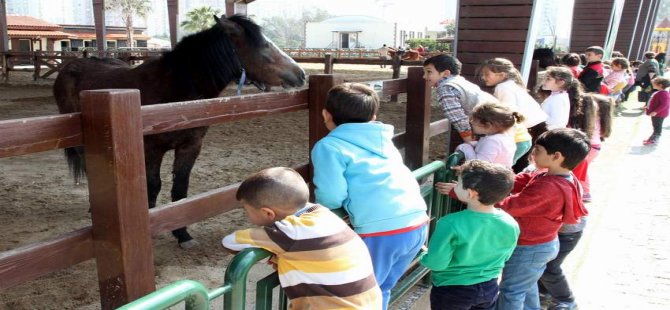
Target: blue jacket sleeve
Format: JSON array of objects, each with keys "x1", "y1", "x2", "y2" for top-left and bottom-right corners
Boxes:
[{"x1": 311, "y1": 140, "x2": 349, "y2": 210}]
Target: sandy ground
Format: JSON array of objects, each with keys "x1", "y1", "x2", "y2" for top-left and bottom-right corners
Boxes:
[{"x1": 0, "y1": 64, "x2": 447, "y2": 309}]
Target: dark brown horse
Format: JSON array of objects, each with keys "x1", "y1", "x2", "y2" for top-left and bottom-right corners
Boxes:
[{"x1": 53, "y1": 15, "x2": 306, "y2": 248}]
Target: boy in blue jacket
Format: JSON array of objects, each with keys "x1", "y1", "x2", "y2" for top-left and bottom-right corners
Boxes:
[{"x1": 311, "y1": 83, "x2": 429, "y2": 310}]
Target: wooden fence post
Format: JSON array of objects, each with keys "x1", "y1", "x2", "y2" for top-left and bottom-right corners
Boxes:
[
  {"x1": 1, "y1": 53, "x2": 7, "y2": 80},
  {"x1": 404, "y1": 66, "x2": 432, "y2": 170},
  {"x1": 324, "y1": 54, "x2": 334, "y2": 74},
  {"x1": 391, "y1": 55, "x2": 402, "y2": 102},
  {"x1": 33, "y1": 54, "x2": 40, "y2": 81},
  {"x1": 80, "y1": 89, "x2": 155, "y2": 309},
  {"x1": 308, "y1": 74, "x2": 344, "y2": 180}
]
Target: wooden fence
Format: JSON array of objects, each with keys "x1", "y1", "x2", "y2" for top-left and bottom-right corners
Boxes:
[
  {"x1": 0, "y1": 67, "x2": 450, "y2": 309},
  {"x1": 1, "y1": 49, "x2": 430, "y2": 82}
]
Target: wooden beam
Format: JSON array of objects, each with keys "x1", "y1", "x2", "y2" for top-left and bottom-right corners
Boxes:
[
  {"x1": 0, "y1": 114, "x2": 82, "y2": 159},
  {"x1": 614, "y1": 0, "x2": 642, "y2": 55},
  {"x1": 0, "y1": 0, "x2": 8, "y2": 53},
  {"x1": 167, "y1": 0, "x2": 178, "y2": 48},
  {"x1": 403, "y1": 67, "x2": 431, "y2": 170},
  {"x1": 92, "y1": 0, "x2": 106, "y2": 53},
  {"x1": 80, "y1": 90, "x2": 155, "y2": 309}
]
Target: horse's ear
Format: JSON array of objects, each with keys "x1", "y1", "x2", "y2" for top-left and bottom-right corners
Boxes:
[{"x1": 215, "y1": 14, "x2": 242, "y2": 37}]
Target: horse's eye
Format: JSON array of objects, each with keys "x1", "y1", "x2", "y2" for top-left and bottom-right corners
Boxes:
[{"x1": 264, "y1": 42, "x2": 270, "y2": 48}]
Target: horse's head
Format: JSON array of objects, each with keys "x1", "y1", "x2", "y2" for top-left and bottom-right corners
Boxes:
[{"x1": 214, "y1": 15, "x2": 306, "y2": 89}]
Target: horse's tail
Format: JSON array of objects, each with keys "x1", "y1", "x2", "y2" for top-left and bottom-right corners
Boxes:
[{"x1": 65, "y1": 146, "x2": 86, "y2": 184}]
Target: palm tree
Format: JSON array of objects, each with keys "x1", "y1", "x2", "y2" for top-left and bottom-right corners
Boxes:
[
  {"x1": 106, "y1": 0, "x2": 152, "y2": 48},
  {"x1": 181, "y1": 6, "x2": 222, "y2": 34}
]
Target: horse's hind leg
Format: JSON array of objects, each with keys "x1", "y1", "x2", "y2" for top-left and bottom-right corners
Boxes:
[{"x1": 170, "y1": 141, "x2": 203, "y2": 248}]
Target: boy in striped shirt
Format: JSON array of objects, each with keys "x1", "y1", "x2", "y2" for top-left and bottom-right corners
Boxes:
[{"x1": 222, "y1": 167, "x2": 382, "y2": 309}]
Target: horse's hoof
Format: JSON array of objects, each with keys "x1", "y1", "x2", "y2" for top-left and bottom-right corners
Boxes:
[{"x1": 179, "y1": 239, "x2": 199, "y2": 249}]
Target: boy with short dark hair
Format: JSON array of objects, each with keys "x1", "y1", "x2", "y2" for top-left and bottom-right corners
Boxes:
[
  {"x1": 311, "y1": 83, "x2": 429, "y2": 310},
  {"x1": 579, "y1": 46, "x2": 605, "y2": 93},
  {"x1": 423, "y1": 54, "x2": 497, "y2": 150},
  {"x1": 494, "y1": 128, "x2": 590, "y2": 310},
  {"x1": 426, "y1": 160, "x2": 520, "y2": 310},
  {"x1": 222, "y1": 167, "x2": 382, "y2": 309}
]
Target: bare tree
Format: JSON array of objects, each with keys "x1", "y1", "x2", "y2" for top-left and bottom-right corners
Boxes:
[{"x1": 106, "y1": 0, "x2": 152, "y2": 48}]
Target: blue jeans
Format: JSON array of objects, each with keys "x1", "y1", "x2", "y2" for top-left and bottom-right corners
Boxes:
[
  {"x1": 496, "y1": 238, "x2": 559, "y2": 310},
  {"x1": 362, "y1": 225, "x2": 428, "y2": 310},
  {"x1": 430, "y1": 278, "x2": 499, "y2": 310}
]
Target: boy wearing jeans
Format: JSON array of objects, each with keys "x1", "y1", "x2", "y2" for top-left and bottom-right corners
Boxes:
[
  {"x1": 495, "y1": 128, "x2": 590, "y2": 310},
  {"x1": 222, "y1": 167, "x2": 382, "y2": 309},
  {"x1": 311, "y1": 83, "x2": 429, "y2": 309},
  {"x1": 426, "y1": 160, "x2": 520, "y2": 309}
]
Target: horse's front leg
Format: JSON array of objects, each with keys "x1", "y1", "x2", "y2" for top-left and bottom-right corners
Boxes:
[{"x1": 170, "y1": 139, "x2": 204, "y2": 248}]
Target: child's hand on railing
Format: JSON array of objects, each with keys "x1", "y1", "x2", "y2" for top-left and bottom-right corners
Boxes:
[
  {"x1": 435, "y1": 181, "x2": 457, "y2": 195},
  {"x1": 267, "y1": 254, "x2": 278, "y2": 270}
]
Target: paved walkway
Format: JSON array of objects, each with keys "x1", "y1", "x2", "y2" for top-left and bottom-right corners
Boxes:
[{"x1": 563, "y1": 97, "x2": 670, "y2": 309}]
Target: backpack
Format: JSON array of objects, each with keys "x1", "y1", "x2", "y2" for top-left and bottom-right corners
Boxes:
[{"x1": 445, "y1": 76, "x2": 499, "y2": 114}]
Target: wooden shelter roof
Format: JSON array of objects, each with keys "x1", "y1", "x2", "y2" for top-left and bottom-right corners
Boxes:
[{"x1": 7, "y1": 15, "x2": 62, "y2": 31}]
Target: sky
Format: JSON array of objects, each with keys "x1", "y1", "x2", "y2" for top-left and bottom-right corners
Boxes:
[{"x1": 247, "y1": 0, "x2": 456, "y2": 30}]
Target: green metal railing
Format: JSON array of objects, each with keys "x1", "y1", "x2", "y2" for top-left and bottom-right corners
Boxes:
[{"x1": 118, "y1": 154, "x2": 465, "y2": 310}]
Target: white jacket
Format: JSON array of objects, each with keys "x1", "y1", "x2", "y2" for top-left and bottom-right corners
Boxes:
[{"x1": 494, "y1": 80, "x2": 547, "y2": 128}]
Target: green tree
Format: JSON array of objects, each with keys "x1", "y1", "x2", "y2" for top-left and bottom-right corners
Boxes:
[
  {"x1": 106, "y1": 0, "x2": 152, "y2": 48},
  {"x1": 180, "y1": 6, "x2": 222, "y2": 34}
]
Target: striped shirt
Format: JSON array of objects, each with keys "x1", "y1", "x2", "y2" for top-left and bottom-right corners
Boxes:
[{"x1": 222, "y1": 204, "x2": 382, "y2": 309}]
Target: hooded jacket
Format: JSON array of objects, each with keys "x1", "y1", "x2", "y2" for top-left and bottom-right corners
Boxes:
[
  {"x1": 311, "y1": 122, "x2": 428, "y2": 235},
  {"x1": 496, "y1": 172, "x2": 588, "y2": 245}
]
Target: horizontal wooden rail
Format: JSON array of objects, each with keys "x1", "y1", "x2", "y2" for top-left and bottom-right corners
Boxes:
[
  {"x1": 148, "y1": 163, "x2": 310, "y2": 235},
  {"x1": 429, "y1": 119, "x2": 450, "y2": 137},
  {"x1": 142, "y1": 89, "x2": 309, "y2": 135},
  {"x1": 380, "y1": 79, "x2": 408, "y2": 96},
  {"x1": 0, "y1": 228, "x2": 93, "y2": 290},
  {"x1": 0, "y1": 90, "x2": 310, "y2": 158},
  {"x1": 0, "y1": 114, "x2": 82, "y2": 158}
]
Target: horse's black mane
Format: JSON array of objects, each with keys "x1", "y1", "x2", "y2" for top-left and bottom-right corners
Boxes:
[{"x1": 161, "y1": 14, "x2": 266, "y2": 99}]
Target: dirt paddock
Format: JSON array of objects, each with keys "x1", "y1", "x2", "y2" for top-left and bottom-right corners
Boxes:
[{"x1": 0, "y1": 63, "x2": 447, "y2": 309}]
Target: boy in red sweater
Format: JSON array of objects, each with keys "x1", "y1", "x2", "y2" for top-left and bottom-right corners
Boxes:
[
  {"x1": 495, "y1": 128, "x2": 590, "y2": 310},
  {"x1": 578, "y1": 46, "x2": 605, "y2": 93},
  {"x1": 644, "y1": 77, "x2": 670, "y2": 145}
]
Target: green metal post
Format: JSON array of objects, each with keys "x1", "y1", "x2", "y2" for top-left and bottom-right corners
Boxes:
[{"x1": 223, "y1": 248, "x2": 272, "y2": 310}]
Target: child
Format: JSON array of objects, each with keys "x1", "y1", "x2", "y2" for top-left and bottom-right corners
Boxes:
[
  {"x1": 455, "y1": 103, "x2": 522, "y2": 168},
  {"x1": 311, "y1": 83, "x2": 429, "y2": 309},
  {"x1": 221, "y1": 167, "x2": 382, "y2": 309},
  {"x1": 560, "y1": 53, "x2": 583, "y2": 78},
  {"x1": 604, "y1": 57, "x2": 630, "y2": 99},
  {"x1": 424, "y1": 160, "x2": 520, "y2": 310},
  {"x1": 542, "y1": 66, "x2": 584, "y2": 130},
  {"x1": 578, "y1": 46, "x2": 605, "y2": 93},
  {"x1": 494, "y1": 128, "x2": 590, "y2": 310},
  {"x1": 479, "y1": 58, "x2": 547, "y2": 164},
  {"x1": 644, "y1": 77, "x2": 670, "y2": 145},
  {"x1": 423, "y1": 54, "x2": 497, "y2": 151},
  {"x1": 569, "y1": 94, "x2": 613, "y2": 201}
]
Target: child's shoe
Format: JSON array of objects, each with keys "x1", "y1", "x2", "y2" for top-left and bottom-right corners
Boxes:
[
  {"x1": 643, "y1": 139, "x2": 657, "y2": 145},
  {"x1": 582, "y1": 193, "x2": 592, "y2": 203},
  {"x1": 549, "y1": 300, "x2": 578, "y2": 310}
]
